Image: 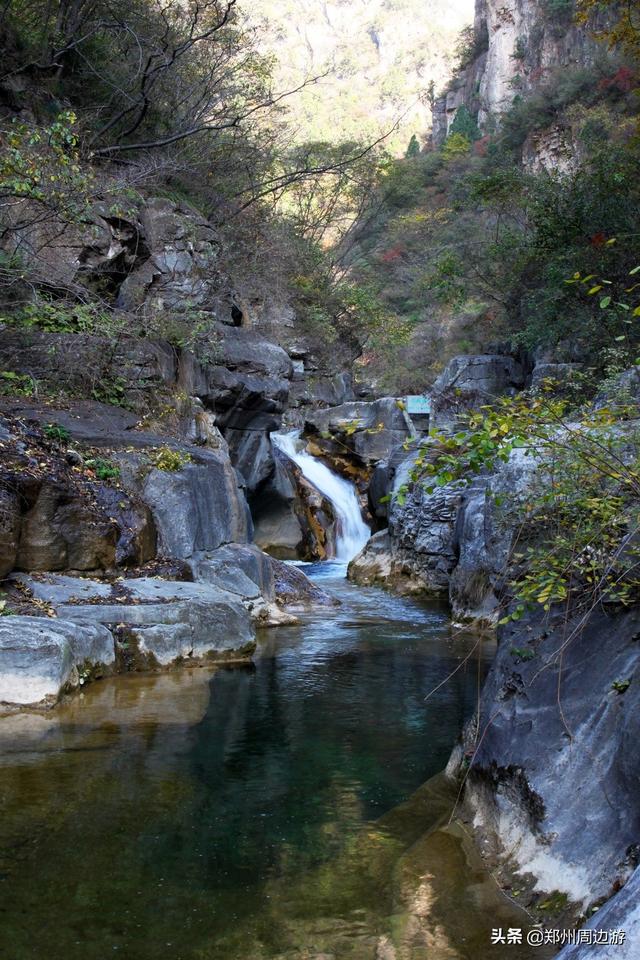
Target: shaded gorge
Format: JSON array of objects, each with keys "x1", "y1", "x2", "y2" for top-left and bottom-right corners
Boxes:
[{"x1": 0, "y1": 567, "x2": 543, "y2": 959}]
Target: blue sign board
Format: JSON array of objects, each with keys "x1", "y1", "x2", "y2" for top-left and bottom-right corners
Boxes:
[{"x1": 405, "y1": 394, "x2": 431, "y2": 415}]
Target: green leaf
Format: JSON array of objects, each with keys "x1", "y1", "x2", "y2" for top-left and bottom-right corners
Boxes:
[{"x1": 600, "y1": 296, "x2": 612, "y2": 308}]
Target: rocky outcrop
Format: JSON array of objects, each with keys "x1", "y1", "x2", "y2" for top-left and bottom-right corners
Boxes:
[
  {"x1": 0, "y1": 408, "x2": 157, "y2": 576},
  {"x1": 177, "y1": 325, "x2": 293, "y2": 493},
  {"x1": 304, "y1": 396, "x2": 414, "y2": 474},
  {"x1": 0, "y1": 616, "x2": 114, "y2": 707},
  {"x1": 350, "y1": 410, "x2": 538, "y2": 622},
  {"x1": 457, "y1": 602, "x2": 640, "y2": 913},
  {"x1": 1, "y1": 195, "x2": 240, "y2": 325},
  {"x1": 117, "y1": 197, "x2": 233, "y2": 320},
  {"x1": 14, "y1": 573, "x2": 256, "y2": 670},
  {"x1": 433, "y1": 0, "x2": 609, "y2": 143},
  {"x1": 251, "y1": 447, "x2": 337, "y2": 561},
  {"x1": 430, "y1": 353, "x2": 526, "y2": 430},
  {"x1": 558, "y1": 867, "x2": 640, "y2": 959},
  {"x1": 117, "y1": 447, "x2": 250, "y2": 559},
  {"x1": 0, "y1": 329, "x2": 176, "y2": 410}
]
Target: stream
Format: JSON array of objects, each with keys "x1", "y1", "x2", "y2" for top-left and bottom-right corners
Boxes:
[{"x1": 0, "y1": 565, "x2": 545, "y2": 960}]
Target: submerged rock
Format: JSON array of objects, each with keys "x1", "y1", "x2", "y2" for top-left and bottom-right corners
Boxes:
[
  {"x1": 271, "y1": 559, "x2": 339, "y2": 608},
  {"x1": 0, "y1": 616, "x2": 114, "y2": 707}
]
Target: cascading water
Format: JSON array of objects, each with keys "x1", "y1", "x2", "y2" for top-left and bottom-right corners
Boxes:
[{"x1": 271, "y1": 431, "x2": 370, "y2": 562}]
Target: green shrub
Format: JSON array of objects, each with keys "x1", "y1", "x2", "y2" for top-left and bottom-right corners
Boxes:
[
  {"x1": 152, "y1": 446, "x2": 192, "y2": 472},
  {"x1": 441, "y1": 133, "x2": 472, "y2": 161},
  {"x1": 91, "y1": 376, "x2": 129, "y2": 408},
  {"x1": 0, "y1": 371, "x2": 36, "y2": 396},
  {"x1": 4, "y1": 300, "x2": 111, "y2": 334},
  {"x1": 449, "y1": 106, "x2": 481, "y2": 142},
  {"x1": 42, "y1": 423, "x2": 71, "y2": 443},
  {"x1": 85, "y1": 458, "x2": 120, "y2": 482},
  {"x1": 402, "y1": 391, "x2": 640, "y2": 619}
]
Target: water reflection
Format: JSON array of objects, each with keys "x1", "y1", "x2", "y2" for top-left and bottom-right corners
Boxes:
[{"x1": 0, "y1": 571, "x2": 541, "y2": 959}]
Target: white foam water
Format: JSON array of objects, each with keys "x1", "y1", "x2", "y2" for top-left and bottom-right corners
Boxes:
[{"x1": 271, "y1": 431, "x2": 370, "y2": 562}]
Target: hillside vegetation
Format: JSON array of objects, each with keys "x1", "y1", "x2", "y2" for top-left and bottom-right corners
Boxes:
[
  {"x1": 343, "y1": 4, "x2": 640, "y2": 393},
  {"x1": 0, "y1": 0, "x2": 639, "y2": 399},
  {"x1": 252, "y1": 0, "x2": 472, "y2": 152}
]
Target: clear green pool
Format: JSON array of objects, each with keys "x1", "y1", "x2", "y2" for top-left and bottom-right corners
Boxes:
[{"x1": 0, "y1": 566, "x2": 541, "y2": 959}]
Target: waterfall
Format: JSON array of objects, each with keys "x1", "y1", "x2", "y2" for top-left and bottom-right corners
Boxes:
[{"x1": 271, "y1": 431, "x2": 370, "y2": 562}]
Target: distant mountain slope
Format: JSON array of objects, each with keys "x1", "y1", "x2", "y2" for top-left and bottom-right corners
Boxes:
[{"x1": 251, "y1": 0, "x2": 473, "y2": 151}]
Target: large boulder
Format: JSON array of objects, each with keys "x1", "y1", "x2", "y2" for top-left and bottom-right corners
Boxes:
[
  {"x1": 15, "y1": 481, "x2": 117, "y2": 572},
  {"x1": 430, "y1": 354, "x2": 526, "y2": 430},
  {"x1": 530, "y1": 361, "x2": 583, "y2": 393},
  {"x1": 188, "y1": 543, "x2": 296, "y2": 625},
  {"x1": 463, "y1": 603, "x2": 640, "y2": 910},
  {"x1": 189, "y1": 543, "x2": 275, "y2": 601},
  {"x1": 0, "y1": 616, "x2": 115, "y2": 707},
  {"x1": 446, "y1": 445, "x2": 538, "y2": 623},
  {"x1": 270, "y1": 559, "x2": 339, "y2": 608},
  {"x1": 347, "y1": 529, "x2": 403, "y2": 589},
  {"x1": 304, "y1": 397, "x2": 413, "y2": 470},
  {"x1": 15, "y1": 574, "x2": 256, "y2": 667},
  {"x1": 117, "y1": 446, "x2": 251, "y2": 560}
]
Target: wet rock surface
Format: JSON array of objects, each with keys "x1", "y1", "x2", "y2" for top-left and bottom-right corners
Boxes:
[
  {"x1": 558, "y1": 866, "x2": 640, "y2": 959},
  {"x1": 271, "y1": 559, "x2": 340, "y2": 608},
  {"x1": 252, "y1": 450, "x2": 337, "y2": 561}
]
